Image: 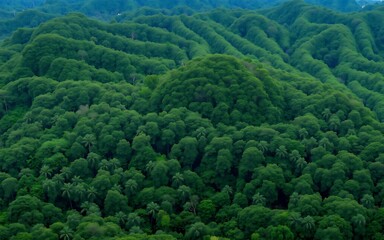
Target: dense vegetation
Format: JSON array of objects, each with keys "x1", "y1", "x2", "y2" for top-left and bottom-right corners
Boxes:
[
  {"x1": 0, "y1": 0, "x2": 367, "y2": 39},
  {"x1": 2, "y1": 0, "x2": 384, "y2": 239}
]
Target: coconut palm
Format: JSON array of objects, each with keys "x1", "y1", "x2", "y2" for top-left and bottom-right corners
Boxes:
[
  {"x1": 125, "y1": 179, "x2": 138, "y2": 196},
  {"x1": 87, "y1": 186, "x2": 97, "y2": 202},
  {"x1": 40, "y1": 165, "x2": 52, "y2": 178},
  {"x1": 59, "y1": 226, "x2": 74, "y2": 240},
  {"x1": 82, "y1": 134, "x2": 96, "y2": 152},
  {"x1": 302, "y1": 216, "x2": 315, "y2": 232},
  {"x1": 257, "y1": 141, "x2": 269, "y2": 153},
  {"x1": 172, "y1": 172, "x2": 184, "y2": 187},
  {"x1": 252, "y1": 193, "x2": 266, "y2": 206},
  {"x1": 276, "y1": 145, "x2": 288, "y2": 159}
]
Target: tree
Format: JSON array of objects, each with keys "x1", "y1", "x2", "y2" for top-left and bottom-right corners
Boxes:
[
  {"x1": 239, "y1": 147, "x2": 264, "y2": 180},
  {"x1": 125, "y1": 179, "x2": 138, "y2": 196},
  {"x1": 322, "y1": 108, "x2": 332, "y2": 120},
  {"x1": 314, "y1": 227, "x2": 344, "y2": 240},
  {"x1": 8, "y1": 195, "x2": 43, "y2": 226},
  {"x1": 259, "y1": 225, "x2": 295, "y2": 240},
  {"x1": 104, "y1": 190, "x2": 128, "y2": 216},
  {"x1": 40, "y1": 165, "x2": 52, "y2": 178},
  {"x1": 352, "y1": 214, "x2": 366, "y2": 236},
  {"x1": 150, "y1": 161, "x2": 169, "y2": 187},
  {"x1": 147, "y1": 202, "x2": 160, "y2": 232},
  {"x1": 172, "y1": 172, "x2": 184, "y2": 188},
  {"x1": 1, "y1": 177, "x2": 18, "y2": 200},
  {"x1": 222, "y1": 185, "x2": 233, "y2": 198},
  {"x1": 361, "y1": 194, "x2": 374, "y2": 208},
  {"x1": 115, "y1": 211, "x2": 127, "y2": 228},
  {"x1": 126, "y1": 213, "x2": 143, "y2": 230},
  {"x1": 86, "y1": 152, "x2": 101, "y2": 173},
  {"x1": 276, "y1": 145, "x2": 288, "y2": 159},
  {"x1": 82, "y1": 134, "x2": 96, "y2": 152},
  {"x1": 238, "y1": 205, "x2": 271, "y2": 238},
  {"x1": 178, "y1": 185, "x2": 191, "y2": 203},
  {"x1": 302, "y1": 216, "x2": 315, "y2": 232},
  {"x1": 185, "y1": 222, "x2": 210, "y2": 240},
  {"x1": 170, "y1": 137, "x2": 198, "y2": 169},
  {"x1": 216, "y1": 149, "x2": 232, "y2": 177},
  {"x1": 59, "y1": 226, "x2": 73, "y2": 240},
  {"x1": 87, "y1": 186, "x2": 97, "y2": 202},
  {"x1": 252, "y1": 193, "x2": 266, "y2": 206},
  {"x1": 61, "y1": 183, "x2": 74, "y2": 208},
  {"x1": 184, "y1": 195, "x2": 199, "y2": 215},
  {"x1": 197, "y1": 199, "x2": 216, "y2": 223}
]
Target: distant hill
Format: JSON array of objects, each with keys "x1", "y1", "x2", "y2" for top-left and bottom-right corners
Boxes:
[{"x1": 0, "y1": 0, "x2": 365, "y2": 40}]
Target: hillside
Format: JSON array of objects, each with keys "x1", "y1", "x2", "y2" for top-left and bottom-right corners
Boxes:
[
  {"x1": 1, "y1": 1, "x2": 384, "y2": 239},
  {"x1": 0, "y1": 0, "x2": 364, "y2": 40}
]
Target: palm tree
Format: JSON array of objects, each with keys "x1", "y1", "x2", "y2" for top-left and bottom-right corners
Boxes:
[
  {"x1": 172, "y1": 172, "x2": 184, "y2": 187},
  {"x1": 298, "y1": 128, "x2": 308, "y2": 139},
  {"x1": 352, "y1": 214, "x2": 366, "y2": 228},
  {"x1": 125, "y1": 179, "x2": 138, "y2": 196},
  {"x1": 322, "y1": 108, "x2": 332, "y2": 120},
  {"x1": 127, "y1": 213, "x2": 142, "y2": 228},
  {"x1": 82, "y1": 134, "x2": 96, "y2": 152},
  {"x1": 99, "y1": 159, "x2": 110, "y2": 171},
  {"x1": 72, "y1": 176, "x2": 83, "y2": 185},
  {"x1": 196, "y1": 127, "x2": 206, "y2": 139},
  {"x1": 115, "y1": 211, "x2": 127, "y2": 227},
  {"x1": 60, "y1": 167, "x2": 72, "y2": 180},
  {"x1": 87, "y1": 152, "x2": 100, "y2": 171},
  {"x1": 43, "y1": 179, "x2": 58, "y2": 201},
  {"x1": 185, "y1": 222, "x2": 208, "y2": 240},
  {"x1": 40, "y1": 165, "x2": 52, "y2": 178},
  {"x1": 111, "y1": 184, "x2": 122, "y2": 193},
  {"x1": 19, "y1": 168, "x2": 33, "y2": 178},
  {"x1": 252, "y1": 193, "x2": 266, "y2": 206},
  {"x1": 73, "y1": 183, "x2": 86, "y2": 203},
  {"x1": 289, "y1": 150, "x2": 301, "y2": 162},
  {"x1": 42, "y1": 179, "x2": 55, "y2": 193},
  {"x1": 319, "y1": 137, "x2": 332, "y2": 150},
  {"x1": 80, "y1": 201, "x2": 92, "y2": 215},
  {"x1": 361, "y1": 194, "x2": 374, "y2": 208},
  {"x1": 289, "y1": 192, "x2": 300, "y2": 208},
  {"x1": 257, "y1": 141, "x2": 269, "y2": 153},
  {"x1": 59, "y1": 226, "x2": 74, "y2": 240},
  {"x1": 147, "y1": 202, "x2": 160, "y2": 219},
  {"x1": 302, "y1": 216, "x2": 315, "y2": 232},
  {"x1": 61, "y1": 183, "x2": 73, "y2": 208},
  {"x1": 178, "y1": 185, "x2": 191, "y2": 202},
  {"x1": 145, "y1": 161, "x2": 155, "y2": 173},
  {"x1": 147, "y1": 202, "x2": 160, "y2": 232},
  {"x1": 289, "y1": 212, "x2": 302, "y2": 231},
  {"x1": 328, "y1": 114, "x2": 341, "y2": 131},
  {"x1": 87, "y1": 186, "x2": 97, "y2": 202},
  {"x1": 222, "y1": 185, "x2": 233, "y2": 197},
  {"x1": 276, "y1": 145, "x2": 288, "y2": 159},
  {"x1": 295, "y1": 158, "x2": 307, "y2": 173},
  {"x1": 52, "y1": 174, "x2": 65, "y2": 188},
  {"x1": 109, "y1": 158, "x2": 121, "y2": 171}
]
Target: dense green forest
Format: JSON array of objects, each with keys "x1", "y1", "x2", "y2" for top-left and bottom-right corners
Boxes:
[
  {"x1": 2, "y1": 0, "x2": 384, "y2": 239},
  {"x1": 0, "y1": 0, "x2": 368, "y2": 39}
]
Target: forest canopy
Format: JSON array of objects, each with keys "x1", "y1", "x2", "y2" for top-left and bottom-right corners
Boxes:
[{"x1": 1, "y1": 0, "x2": 384, "y2": 239}]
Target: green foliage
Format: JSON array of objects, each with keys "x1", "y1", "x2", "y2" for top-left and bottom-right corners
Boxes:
[{"x1": 1, "y1": 2, "x2": 384, "y2": 240}]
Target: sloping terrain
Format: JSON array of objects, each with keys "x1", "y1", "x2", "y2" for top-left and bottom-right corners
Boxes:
[
  {"x1": 0, "y1": 0, "x2": 364, "y2": 39},
  {"x1": 1, "y1": 1, "x2": 384, "y2": 239}
]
